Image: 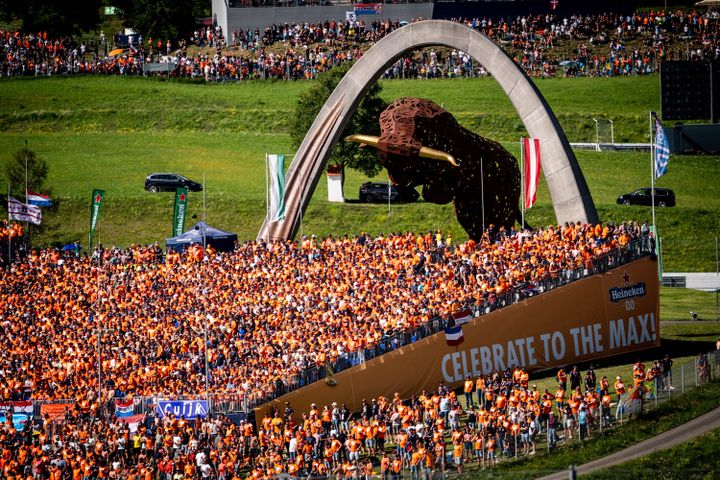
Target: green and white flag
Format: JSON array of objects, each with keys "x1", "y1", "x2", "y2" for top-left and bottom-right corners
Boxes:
[
  {"x1": 89, "y1": 189, "x2": 105, "y2": 248},
  {"x1": 173, "y1": 187, "x2": 188, "y2": 237},
  {"x1": 267, "y1": 154, "x2": 286, "y2": 221}
]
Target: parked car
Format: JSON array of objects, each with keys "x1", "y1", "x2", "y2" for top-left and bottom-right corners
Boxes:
[
  {"x1": 145, "y1": 173, "x2": 202, "y2": 193},
  {"x1": 359, "y1": 182, "x2": 419, "y2": 203},
  {"x1": 616, "y1": 187, "x2": 675, "y2": 207}
]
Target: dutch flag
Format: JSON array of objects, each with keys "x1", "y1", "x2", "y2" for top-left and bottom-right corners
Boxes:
[
  {"x1": 27, "y1": 191, "x2": 52, "y2": 207},
  {"x1": 114, "y1": 399, "x2": 135, "y2": 417},
  {"x1": 445, "y1": 325, "x2": 464, "y2": 346}
]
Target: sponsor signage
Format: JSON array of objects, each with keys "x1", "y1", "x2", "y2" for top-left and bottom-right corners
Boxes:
[
  {"x1": 353, "y1": 3, "x2": 382, "y2": 15},
  {"x1": 156, "y1": 400, "x2": 208, "y2": 419},
  {"x1": 257, "y1": 257, "x2": 660, "y2": 421}
]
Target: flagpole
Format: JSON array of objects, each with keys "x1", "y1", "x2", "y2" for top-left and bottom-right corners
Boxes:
[
  {"x1": 480, "y1": 157, "x2": 485, "y2": 233},
  {"x1": 650, "y1": 112, "x2": 656, "y2": 231},
  {"x1": 6, "y1": 182, "x2": 10, "y2": 266},
  {"x1": 202, "y1": 173, "x2": 207, "y2": 250},
  {"x1": 520, "y1": 138, "x2": 525, "y2": 230},
  {"x1": 24, "y1": 141, "x2": 29, "y2": 239},
  {"x1": 265, "y1": 153, "x2": 269, "y2": 234},
  {"x1": 24, "y1": 140, "x2": 28, "y2": 201}
]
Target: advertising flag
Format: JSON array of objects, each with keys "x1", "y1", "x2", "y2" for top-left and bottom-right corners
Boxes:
[
  {"x1": 353, "y1": 3, "x2": 382, "y2": 14},
  {"x1": 8, "y1": 197, "x2": 42, "y2": 225},
  {"x1": 267, "y1": 154, "x2": 286, "y2": 222},
  {"x1": 89, "y1": 189, "x2": 105, "y2": 248},
  {"x1": 652, "y1": 113, "x2": 670, "y2": 178},
  {"x1": 523, "y1": 138, "x2": 542, "y2": 209},
  {"x1": 26, "y1": 191, "x2": 52, "y2": 207},
  {"x1": 173, "y1": 187, "x2": 189, "y2": 237}
]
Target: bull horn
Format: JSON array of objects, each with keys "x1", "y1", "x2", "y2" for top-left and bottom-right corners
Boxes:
[{"x1": 345, "y1": 134, "x2": 458, "y2": 167}]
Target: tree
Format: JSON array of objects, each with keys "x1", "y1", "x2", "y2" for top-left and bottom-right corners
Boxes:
[
  {"x1": 114, "y1": 0, "x2": 207, "y2": 42},
  {"x1": 4, "y1": 146, "x2": 49, "y2": 200},
  {"x1": 290, "y1": 62, "x2": 389, "y2": 179},
  {"x1": 4, "y1": 0, "x2": 103, "y2": 37}
]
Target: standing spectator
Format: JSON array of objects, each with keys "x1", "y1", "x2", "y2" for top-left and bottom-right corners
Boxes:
[{"x1": 569, "y1": 366, "x2": 581, "y2": 391}]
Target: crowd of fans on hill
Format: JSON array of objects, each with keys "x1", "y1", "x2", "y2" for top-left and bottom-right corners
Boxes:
[
  {"x1": 0, "y1": 221, "x2": 644, "y2": 407},
  {"x1": 1, "y1": 9, "x2": 719, "y2": 80}
]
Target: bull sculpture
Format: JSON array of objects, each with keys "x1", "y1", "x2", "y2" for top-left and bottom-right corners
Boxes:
[{"x1": 346, "y1": 97, "x2": 521, "y2": 240}]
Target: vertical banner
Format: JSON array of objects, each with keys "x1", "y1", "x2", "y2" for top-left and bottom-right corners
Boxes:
[
  {"x1": 267, "y1": 154, "x2": 286, "y2": 221},
  {"x1": 523, "y1": 138, "x2": 542, "y2": 209},
  {"x1": 89, "y1": 189, "x2": 105, "y2": 248},
  {"x1": 173, "y1": 187, "x2": 188, "y2": 236},
  {"x1": 652, "y1": 112, "x2": 670, "y2": 178}
]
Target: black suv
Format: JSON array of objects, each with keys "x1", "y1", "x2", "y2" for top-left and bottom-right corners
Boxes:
[
  {"x1": 616, "y1": 188, "x2": 676, "y2": 207},
  {"x1": 145, "y1": 173, "x2": 202, "y2": 193},
  {"x1": 359, "y1": 182, "x2": 419, "y2": 203}
]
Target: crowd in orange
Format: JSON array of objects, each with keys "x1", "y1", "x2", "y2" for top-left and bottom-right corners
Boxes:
[
  {"x1": 0, "y1": 221, "x2": 644, "y2": 406},
  {"x1": 0, "y1": 360, "x2": 645, "y2": 480},
  {"x1": 0, "y1": 221, "x2": 648, "y2": 478},
  {"x1": 0, "y1": 220, "x2": 23, "y2": 242}
]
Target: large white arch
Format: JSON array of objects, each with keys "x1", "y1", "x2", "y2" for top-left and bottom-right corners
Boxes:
[{"x1": 258, "y1": 20, "x2": 598, "y2": 241}]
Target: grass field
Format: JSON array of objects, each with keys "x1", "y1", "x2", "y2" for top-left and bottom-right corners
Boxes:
[
  {"x1": 0, "y1": 75, "x2": 718, "y2": 274},
  {"x1": 584, "y1": 428, "x2": 720, "y2": 479}
]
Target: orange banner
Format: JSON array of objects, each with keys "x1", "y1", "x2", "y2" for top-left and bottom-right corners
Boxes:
[
  {"x1": 40, "y1": 403, "x2": 74, "y2": 421},
  {"x1": 257, "y1": 257, "x2": 660, "y2": 420}
]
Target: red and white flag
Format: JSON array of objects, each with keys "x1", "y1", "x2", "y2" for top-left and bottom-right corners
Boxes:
[
  {"x1": 452, "y1": 309, "x2": 473, "y2": 325},
  {"x1": 523, "y1": 138, "x2": 542, "y2": 209}
]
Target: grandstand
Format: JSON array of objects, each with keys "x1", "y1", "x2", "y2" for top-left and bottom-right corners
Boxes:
[{"x1": 212, "y1": 0, "x2": 637, "y2": 41}]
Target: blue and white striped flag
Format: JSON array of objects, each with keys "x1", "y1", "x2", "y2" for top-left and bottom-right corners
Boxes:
[{"x1": 653, "y1": 113, "x2": 670, "y2": 179}]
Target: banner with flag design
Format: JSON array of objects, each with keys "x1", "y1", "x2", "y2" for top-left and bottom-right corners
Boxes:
[
  {"x1": 444, "y1": 325, "x2": 464, "y2": 346},
  {"x1": 27, "y1": 191, "x2": 52, "y2": 207},
  {"x1": 173, "y1": 187, "x2": 188, "y2": 236},
  {"x1": 652, "y1": 112, "x2": 670, "y2": 178},
  {"x1": 523, "y1": 138, "x2": 542, "y2": 209},
  {"x1": 0, "y1": 401, "x2": 33, "y2": 415},
  {"x1": 114, "y1": 398, "x2": 135, "y2": 417},
  {"x1": 89, "y1": 189, "x2": 105, "y2": 248},
  {"x1": 267, "y1": 154, "x2": 286, "y2": 222},
  {"x1": 8, "y1": 197, "x2": 42, "y2": 225},
  {"x1": 452, "y1": 309, "x2": 473, "y2": 326}
]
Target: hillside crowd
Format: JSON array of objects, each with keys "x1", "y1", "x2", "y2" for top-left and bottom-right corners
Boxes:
[
  {"x1": 0, "y1": 219, "x2": 655, "y2": 479},
  {"x1": 0, "y1": 221, "x2": 645, "y2": 409},
  {"x1": 1, "y1": 9, "x2": 719, "y2": 80}
]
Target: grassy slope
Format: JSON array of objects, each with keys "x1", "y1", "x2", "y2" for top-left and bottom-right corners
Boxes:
[
  {"x1": 660, "y1": 288, "x2": 720, "y2": 321},
  {"x1": 584, "y1": 428, "x2": 720, "y2": 479},
  {"x1": 0, "y1": 75, "x2": 718, "y2": 272}
]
